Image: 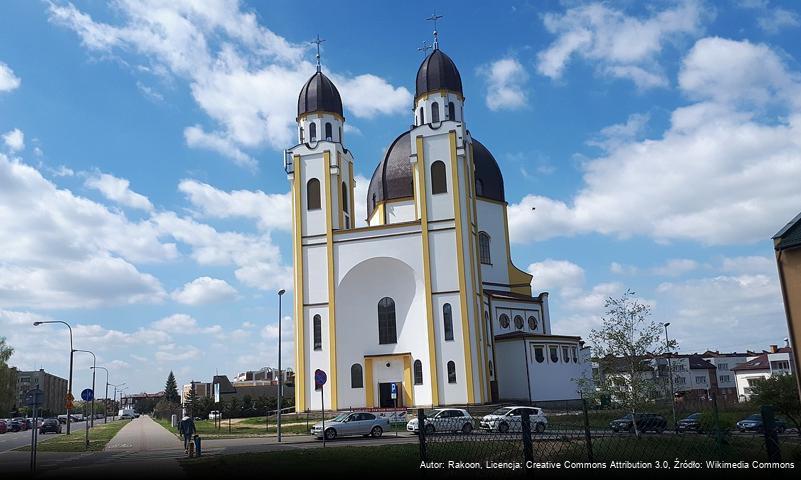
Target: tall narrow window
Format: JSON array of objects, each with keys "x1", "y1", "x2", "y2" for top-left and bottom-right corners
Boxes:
[
  {"x1": 413, "y1": 360, "x2": 423, "y2": 385},
  {"x1": 342, "y1": 182, "x2": 348, "y2": 212},
  {"x1": 476, "y1": 178, "x2": 484, "y2": 196},
  {"x1": 313, "y1": 314, "x2": 322, "y2": 350},
  {"x1": 378, "y1": 297, "x2": 397, "y2": 344},
  {"x1": 431, "y1": 161, "x2": 447, "y2": 194},
  {"x1": 338, "y1": 126, "x2": 342, "y2": 142},
  {"x1": 371, "y1": 193, "x2": 377, "y2": 212},
  {"x1": 307, "y1": 178, "x2": 321, "y2": 210},
  {"x1": 350, "y1": 364, "x2": 363, "y2": 388},
  {"x1": 479, "y1": 232, "x2": 491, "y2": 264},
  {"x1": 443, "y1": 303, "x2": 454, "y2": 341},
  {"x1": 447, "y1": 361, "x2": 457, "y2": 383},
  {"x1": 448, "y1": 102, "x2": 455, "y2": 120},
  {"x1": 431, "y1": 102, "x2": 440, "y2": 122},
  {"x1": 309, "y1": 122, "x2": 317, "y2": 141},
  {"x1": 299, "y1": 127, "x2": 304, "y2": 143},
  {"x1": 419, "y1": 107, "x2": 425, "y2": 124},
  {"x1": 325, "y1": 122, "x2": 332, "y2": 140}
]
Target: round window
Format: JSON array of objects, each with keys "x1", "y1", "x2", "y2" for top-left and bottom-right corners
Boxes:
[
  {"x1": 514, "y1": 315, "x2": 524, "y2": 330},
  {"x1": 499, "y1": 314, "x2": 510, "y2": 329},
  {"x1": 528, "y1": 316, "x2": 537, "y2": 331}
]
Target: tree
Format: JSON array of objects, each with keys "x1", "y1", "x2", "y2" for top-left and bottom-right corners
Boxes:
[
  {"x1": 750, "y1": 374, "x2": 801, "y2": 435},
  {"x1": 164, "y1": 371, "x2": 180, "y2": 404},
  {"x1": 185, "y1": 387, "x2": 197, "y2": 417},
  {"x1": 590, "y1": 290, "x2": 676, "y2": 436},
  {"x1": 153, "y1": 398, "x2": 180, "y2": 420},
  {"x1": 0, "y1": 337, "x2": 16, "y2": 417}
]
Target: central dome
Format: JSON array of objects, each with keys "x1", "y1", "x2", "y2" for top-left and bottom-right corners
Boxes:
[
  {"x1": 367, "y1": 132, "x2": 505, "y2": 218},
  {"x1": 415, "y1": 49, "x2": 463, "y2": 100}
]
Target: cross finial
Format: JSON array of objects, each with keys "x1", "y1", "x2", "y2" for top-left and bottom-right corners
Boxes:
[
  {"x1": 426, "y1": 11, "x2": 443, "y2": 50},
  {"x1": 311, "y1": 35, "x2": 326, "y2": 72},
  {"x1": 417, "y1": 40, "x2": 432, "y2": 57}
]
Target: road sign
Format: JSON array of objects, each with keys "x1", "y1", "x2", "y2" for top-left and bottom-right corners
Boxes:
[
  {"x1": 65, "y1": 392, "x2": 74, "y2": 410},
  {"x1": 314, "y1": 369, "x2": 327, "y2": 389},
  {"x1": 81, "y1": 388, "x2": 94, "y2": 402},
  {"x1": 390, "y1": 383, "x2": 397, "y2": 400},
  {"x1": 24, "y1": 388, "x2": 44, "y2": 407},
  {"x1": 214, "y1": 383, "x2": 220, "y2": 403}
]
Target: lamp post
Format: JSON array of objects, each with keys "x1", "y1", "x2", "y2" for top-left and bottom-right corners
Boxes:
[
  {"x1": 74, "y1": 350, "x2": 96, "y2": 427},
  {"x1": 277, "y1": 288, "x2": 286, "y2": 442},
  {"x1": 33, "y1": 321, "x2": 74, "y2": 435},
  {"x1": 663, "y1": 322, "x2": 677, "y2": 430},
  {"x1": 110, "y1": 383, "x2": 125, "y2": 420},
  {"x1": 91, "y1": 366, "x2": 109, "y2": 424}
]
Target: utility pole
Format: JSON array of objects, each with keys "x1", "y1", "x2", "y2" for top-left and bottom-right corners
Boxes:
[
  {"x1": 277, "y1": 289, "x2": 286, "y2": 442},
  {"x1": 663, "y1": 322, "x2": 677, "y2": 430}
]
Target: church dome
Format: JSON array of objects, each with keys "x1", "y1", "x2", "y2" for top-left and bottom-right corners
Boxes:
[
  {"x1": 366, "y1": 132, "x2": 504, "y2": 218},
  {"x1": 297, "y1": 71, "x2": 343, "y2": 118},
  {"x1": 415, "y1": 49, "x2": 463, "y2": 100}
]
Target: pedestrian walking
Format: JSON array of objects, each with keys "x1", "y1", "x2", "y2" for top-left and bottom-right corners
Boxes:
[{"x1": 179, "y1": 415, "x2": 196, "y2": 452}]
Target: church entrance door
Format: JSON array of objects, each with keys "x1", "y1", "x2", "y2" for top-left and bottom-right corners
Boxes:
[{"x1": 378, "y1": 382, "x2": 403, "y2": 408}]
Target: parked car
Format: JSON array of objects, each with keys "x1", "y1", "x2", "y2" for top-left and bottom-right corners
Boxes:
[
  {"x1": 0, "y1": 419, "x2": 7, "y2": 434},
  {"x1": 479, "y1": 406, "x2": 548, "y2": 434},
  {"x1": 208, "y1": 410, "x2": 222, "y2": 420},
  {"x1": 736, "y1": 414, "x2": 787, "y2": 433},
  {"x1": 119, "y1": 412, "x2": 135, "y2": 420},
  {"x1": 609, "y1": 413, "x2": 667, "y2": 433},
  {"x1": 311, "y1": 411, "x2": 390, "y2": 440},
  {"x1": 7, "y1": 419, "x2": 22, "y2": 432},
  {"x1": 12, "y1": 417, "x2": 30, "y2": 431},
  {"x1": 677, "y1": 413, "x2": 704, "y2": 433},
  {"x1": 406, "y1": 408, "x2": 474, "y2": 435},
  {"x1": 39, "y1": 418, "x2": 62, "y2": 434}
]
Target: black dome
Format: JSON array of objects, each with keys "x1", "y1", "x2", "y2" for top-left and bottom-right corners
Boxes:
[
  {"x1": 415, "y1": 49, "x2": 463, "y2": 100},
  {"x1": 366, "y1": 133, "x2": 505, "y2": 218},
  {"x1": 297, "y1": 71, "x2": 343, "y2": 118}
]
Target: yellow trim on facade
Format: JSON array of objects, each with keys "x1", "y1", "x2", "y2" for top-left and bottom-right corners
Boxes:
[
  {"x1": 323, "y1": 150, "x2": 338, "y2": 410},
  {"x1": 416, "y1": 134, "x2": 440, "y2": 406},
  {"x1": 292, "y1": 155, "x2": 306, "y2": 411},
  {"x1": 297, "y1": 111, "x2": 345, "y2": 123},
  {"x1": 502, "y1": 204, "x2": 534, "y2": 296},
  {"x1": 414, "y1": 89, "x2": 465, "y2": 104},
  {"x1": 349, "y1": 161, "x2": 355, "y2": 227},
  {"x1": 362, "y1": 354, "x2": 413, "y2": 407},
  {"x1": 449, "y1": 131, "x2": 475, "y2": 404},
  {"x1": 337, "y1": 152, "x2": 344, "y2": 230},
  {"x1": 364, "y1": 357, "x2": 374, "y2": 408},
  {"x1": 465, "y1": 142, "x2": 487, "y2": 403},
  {"x1": 403, "y1": 355, "x2": 414, "y2": 406}
]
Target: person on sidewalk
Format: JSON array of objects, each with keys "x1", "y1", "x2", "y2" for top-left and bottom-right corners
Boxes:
[{"x1": 179, "y1": 415, "x2": 196, "y2": 452}]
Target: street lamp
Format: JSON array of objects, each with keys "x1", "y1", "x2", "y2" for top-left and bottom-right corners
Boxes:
[
  {"x1": 33, "y1": 320, "x2": 74, "y2": 435},
  {"x1": 110, "y1": 383, "x2": 126, "y2": 420},
  {"x1": 277, "y1": 288, "x2": 286, "y2": 443},
  {"x1": 91, "y1": 366, "x2": 109, "y2": 424},
  {"x1": 663, "y1": 322, "x2": 677, "y2": 431},
  {"x1": 74, "y1": 350, "x2": 96, "y2": 427}
]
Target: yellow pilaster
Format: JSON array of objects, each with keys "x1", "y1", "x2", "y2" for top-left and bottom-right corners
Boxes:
[
  {"x1": 323, "y1": 150, "x2": 338, "y2": 410},
  {"x1": 292, "y1": 155, "x2": 306, "y2": 411},
  {"x1": 365, "y1": 357, "x2": 374, "y2": 408}
]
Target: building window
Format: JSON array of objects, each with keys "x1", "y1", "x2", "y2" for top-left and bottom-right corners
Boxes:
[
  {"x1": 350, "y1": 364, "x2": 363, "y2": 388},
  {"x1": 443, "y1": 303, "x2": 454, "y2": 341},
  {"x1": 413, "y1": 360, "x2": 423, "y2": 385},
  {"x1": 299, "y1": 126, "x2": 304, "y2": 143},
  {"x1": 475, "y1": 178, "x2": 484, "y2": 196},
  {"x1": 325, "y1": 122, "x2": 332, "y2": 141},
  {"x1": 528, "y1": 316, "x2": 537, "y2": 331},
  {"x1": 571, "y1": 346, "x2": 578, "y2": 363},
  {"x1": 448, "y1": 102, "x2": 455, "y2": 120},
  {"x1": 514, "y1": 315, "x2": 524, "y2": 330},
  {"x1": 431, "y1": 102, "x2": 440, "y2": 122},
  {"x1": 309, "y1": 122, "x2": 317, "y2": 141},
  {"x1": 549, "y1": 345, "x2": 558, "y2": 363},
  {"x1": 489, "y1": 360, "x2": 494, "y2": 377},
  {"x1": 419, "y1": 107, "x2": 424, "y2": 124},
  {"x1": 313, "y1": 314, "x2": 322, "y2": 351},
  {"x1": 307, "y1": 178, "x2": 321, "y2": 210},
  {"x1": 720, "y1": 375, "x2": 731, "y2": 383},
  {"x1": 695, "y1": 376, "x2": 707, "y2": 384},
  {"x1": 371, "y1": 193, "x2": 377, "y2": 212},
  {"x1": 562, "y1": 346, "x2": 570, "y2": 363},
  {"x1": 719, "y1": 363, "x2": 728, "y2": 370},
  {"x1": 378, "y1": 297, "x2": 397, "y2": 344},
  {"x1": 479, "y1": 232, "x2": 491, "y2": 264},
  {"x1": 534, "y1": 346, "x2": 545, "y2": 363},
  {"x1": 342, "y1": 182, "x2": 348, "y2": 212},
  {"x1": 447, "y1": 361, "x2": 457, "y2": 383},
  {"x1": 431, "y1": 161, "x2": 447, "y2": 194},
  {"x1": 485, "y1": 311, "x2": 491, "y2": 346},
  {"x1": 675, "y1": 376, "x2": 686, "y2": 385},
  {"x1": 499, "y1": 313, "x2": 510, "y2": 329},
  {"x1": 339, "y1": 126, "x2": 342, "y2": 142}
]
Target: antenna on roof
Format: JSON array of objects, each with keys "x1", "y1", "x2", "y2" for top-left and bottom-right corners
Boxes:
[
  {"x1": 311, "y1": 34, "x2": 326, "y2": 72},
  {"x1": 426, "y1": 11, "x2": 443, "y2": 50},
  {"x1": 418, "y1": 40, "x2": 432, "y2": 57}
]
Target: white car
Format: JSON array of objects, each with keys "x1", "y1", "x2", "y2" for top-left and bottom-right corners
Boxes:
[
  {"x1": 480, "y1": 406, "x2": 548, "y2": 433},
  {"x1": 406, "y1": 408, "x2": 474, "y2": 434},
  {"x1": 208, "y1": 410, "x2": 222, "y2": 420}
]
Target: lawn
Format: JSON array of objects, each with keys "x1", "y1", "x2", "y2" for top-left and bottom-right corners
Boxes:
[
  {"x1": 16, "y1": 420, "x2": 129, "y2": 452},
  {"x1": 155, "y1": 416, "x2": 408, "y2": 439}
]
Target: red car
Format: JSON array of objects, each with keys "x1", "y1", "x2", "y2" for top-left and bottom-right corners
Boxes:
[{"x1": 0, "y1": 420, "x2": 7, "y2": 434}]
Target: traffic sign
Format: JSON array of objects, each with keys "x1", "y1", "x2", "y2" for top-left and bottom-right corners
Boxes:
[
  {"x1": 314, "y1": 369, "x2": 327, "y2": 389},
  {"x1": 24, "y1": 388, "x2": 44, "y2": 407},
  {"x1": 65, "y1": 392, "x2": 75, "y2": 410},
  {"x1": 390, "y1": 383, "x2": 397, "y2": 400},
  {"x1": 81, "y1": 388, "x2": 94, "y2": 402}
]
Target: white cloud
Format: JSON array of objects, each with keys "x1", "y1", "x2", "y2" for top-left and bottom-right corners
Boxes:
[
  {"x1": 85, "y1": 172, "x2": 154, "y2": 211},
  {"x1": 183, "y1": 126, "x2": 257, "y2": 170},
  {"x1": 588, "y1": 113, "x2": 649, "y2": 151},
  {"x1": 758, "y1": 7, "x2": 801, "y2": 33},
  {"x1": 335, "y1": 74, "x2": 412, "y2": 118},
  {"x1": 0, "y1": 62, "x2": 20, "y2": 92},
  {"x1": 536, "y1": 0, "x2": 705, "y2": 89},
  {"x1": 651, "y1": 258, "x2": 699, "y2": 277},
  {"x1": 151, "y1": 313, "x2": 222, "y2": 335},
  {"x1": 720, "y1": 255, "x2": 775, "y2": 274},
  {"x1": 2, "y1": 129, "x2": 24, "y2": 152},
  {"x1": 171, "y1": 276, "x2": 237, "y2": 305},
  {"x1": 528, "y1": 259, "x2": 585, "y2": 297},
  {"x1": 155, "y1": 344, "x2": 201, "y2": 363},
  {"x1": 610, "y1": 262, "x2": 638, "y2": 275},
  {"x1": 478, "y1": 57, "x2": 529, "y2": 111},
  {"x1": 178, "y1": 179, "x2": 290, "y2": 231}
]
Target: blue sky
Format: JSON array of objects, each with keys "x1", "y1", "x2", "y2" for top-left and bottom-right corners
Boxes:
[{"x1": 1, "y1": 0, "x2": 799, "y2": 395}]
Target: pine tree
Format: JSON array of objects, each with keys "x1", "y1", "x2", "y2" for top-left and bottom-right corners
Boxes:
[{"x1": 165, "y1": 371, "x2": 180, "y2": 404}]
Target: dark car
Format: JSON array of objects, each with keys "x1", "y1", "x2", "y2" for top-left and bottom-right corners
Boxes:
[
  {"x1": 736, "y1": 414, "x2": 786, "y2": 433},
  {"x1": 0, "y1": 419, "x2": 7, "y2": 434},
  {"x1": 677, "y1": 413, "x2": 704, "y2": 433},
  {"x1": 39, "y1": 418, "x2": 62, "y2": 435},
  {"x1": 7, "y1": 419, "x2": 22, "y2": 432},
  {"x1": 12, "y1": 417, "x2": 29, "y2": 431},
  {"x1": 609, "y1": 413, "x2": 667, "y2": 433}
]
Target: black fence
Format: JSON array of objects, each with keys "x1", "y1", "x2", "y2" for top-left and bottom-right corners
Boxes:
[{"x1": 416, "y1": 402, "x2": 801, "y2": 467}]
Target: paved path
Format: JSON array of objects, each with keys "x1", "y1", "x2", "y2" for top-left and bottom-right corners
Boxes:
[{"x1": 105, "y1": 415, "x2": 183, "y2": 452}]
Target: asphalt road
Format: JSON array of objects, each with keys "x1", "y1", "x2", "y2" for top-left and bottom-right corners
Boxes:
[{"x1": 0, "y1": 421, "x2": 90, "y2": 453}]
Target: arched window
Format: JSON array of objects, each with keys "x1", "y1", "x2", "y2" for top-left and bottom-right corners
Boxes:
[
  {"x1": 309, "y1": 122, "x2": 317, "y2": 141},
  {"x1": 443, "y1": 303, "x2": 454, "y2": 341},
  {"x1": 534, "y1": 346, "x2": 545, "y2": 363},
  {"x1": 499, "y1": 314, "x2": 510, "y2": 329},
  {"x1": 338, "y1": 126, "x2": 342, "y2": 142},
  {"x1": 476, "y1": 178, "x2": 484, "y2": 196},
  {"x1": 528, "y1": 316, "x2": 538, "y2": 331},
  {"x1": 342, "y1": 182, "x2": 348, "y2": 212},
  {"x1": 413, "y1": 360, "x2": 423, "y2": 385},
  {"x1": 431, "y1": 102, "x2": 440, "y2": 123},
  {"x1": 325, "y1": 122, "x2": 332, "y2": 140},
  {"x1": 350, "y1": 364, "x2": 363, "y2": 388},
  {"x1": 307, "y1": 178, "x2": 321, "y2": 210},
  {"x1": 514, "y1": 315, "x2": 524, "y2": 330},
  {"x1": 447, "y1": 361, "x2": 457, "y2": 384},
  {"x1": 479, "y1": 232, "x2": 491, "y2": 264},
  {"x1": 448, "y1": 102, "x2": 455, "y2": 120},
  {"x1": 299, "y1": 127, "x2": 304, "y2": 143},
  {"x1": 489, "y1": 360, "x2": 494, "y2": 377},
  {"x1": 419, "y1": 107, "x2": 424, "y2": 124},
  {"x1": 378, "y1": 297, "x2": 397, "y2": 344},
  {"x1": 313, "y1": 314, "x2": 322, "y2": 351},
  {"x1": 431, "y1": 161, "x2": 447, "y2": 194}
]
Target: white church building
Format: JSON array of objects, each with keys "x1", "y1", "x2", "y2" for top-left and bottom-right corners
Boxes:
[{"x1": 286, "y1": 41, "x2": 590, "y2": 411}]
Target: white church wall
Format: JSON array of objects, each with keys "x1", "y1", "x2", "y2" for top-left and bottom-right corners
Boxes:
[
  {"x1": 432, "y1": 292, "x2": 468, "y2": 405},
  {"x1": 418, "y1": 131, "x2": 455, "y2": 223},
  {"x1": 475, "y1": 199, "x2": 509, "y2": 288},
  {"x1": 300, "y1": 152, "x2": 326, "y2": 237},
  {"x1": 305, "y1": 305, "x2": 332, "y2": 410},
  {"x1": 495, "y1": 340, "x2": 529, "y2": 401},
  {"x1": 528, "y1": 339, "x2": 585, "y2": 402},
  {"x1": 428, "y1": 228, "x2": 459, "y2": 293},
  {"x1": 386, "y1": 199, "x2": 416, "y2": 224},
  {"x1": 303, "y1": 244, "x2": 328, "y2": 305}
]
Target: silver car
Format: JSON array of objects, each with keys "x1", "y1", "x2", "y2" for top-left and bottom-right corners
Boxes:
[
  {"x1": 311, "y1": 411, "x2": 390, "y2": 440},
  {"x1": 406, "y1": 408, "x2": 474, "y2": 434}
]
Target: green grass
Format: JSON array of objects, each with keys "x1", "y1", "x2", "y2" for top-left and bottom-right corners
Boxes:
[
  {"x1": 155, "y1": 416, "x2": 408, "y2": 439},
  {"x1": 16, "y1": 420, "x2": 129, "y2": 452}
]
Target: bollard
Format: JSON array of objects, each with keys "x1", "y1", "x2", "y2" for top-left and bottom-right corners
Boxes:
[{"x1": 193, "y1": 435, "x2": 201, "y2": 457}]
